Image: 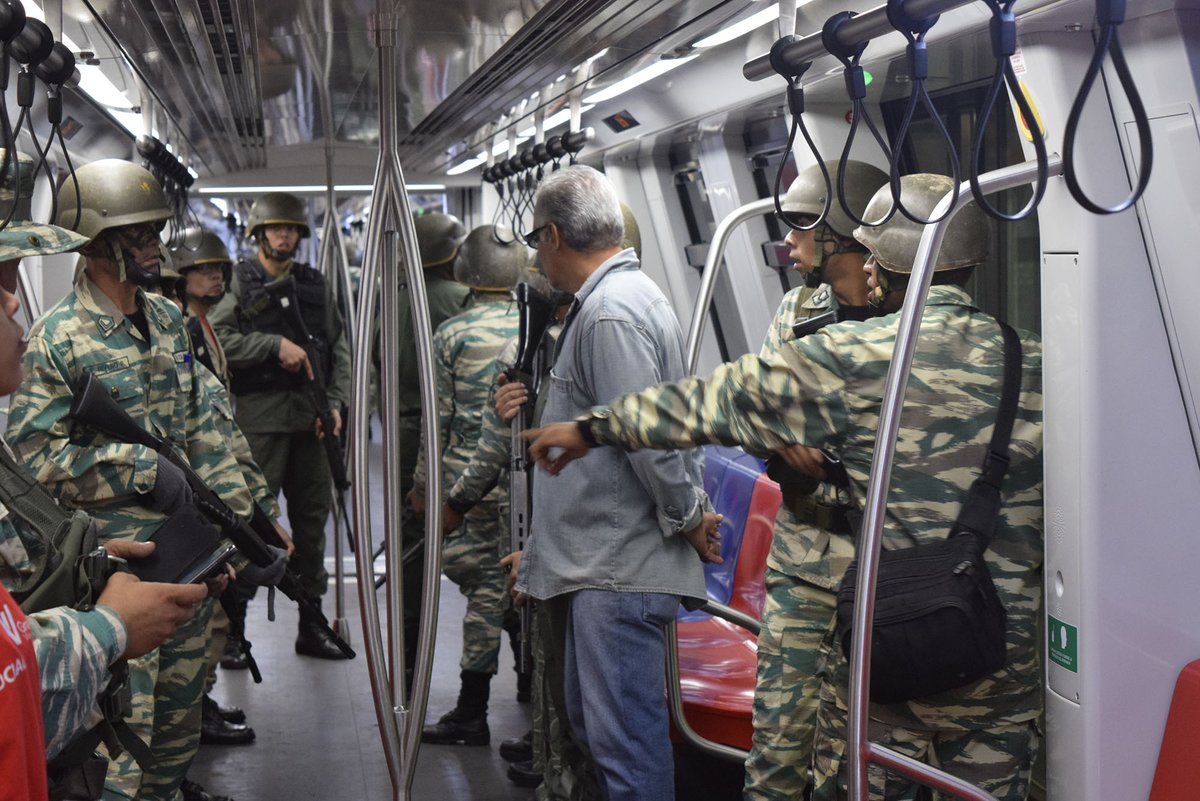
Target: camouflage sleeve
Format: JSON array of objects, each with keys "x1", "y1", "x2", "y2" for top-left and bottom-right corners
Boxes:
[
  {"x1": 208, "y1": 275, "x2": 283, "y2": 369},
  {"x1": 448, "y1": 343, "x2": 516, "y2": 508},
  {"x1": 6, "y1": 335, "x2": 158, "y2": 504},
  {"x1": 590, "y1": 338, "x2": 853, "y2": 459},
  {"x1": 411, "y1": 325, "x2": 456, "y2": 496},
  {"x1": 579, "y1": 318, "x2": 704, "y2": 534},
  {"x1": 28, "y1": 604, "x2": 126, "y2": 760},
  {"x1": 759, "y1": 293, "x2": 794, "y2": 358},
  {"x1": 185, "y1": 364, "x2": 254, "y2": 518},
  {"x1": 325, "y1": 281, "x2": 352, "y2": 409}
]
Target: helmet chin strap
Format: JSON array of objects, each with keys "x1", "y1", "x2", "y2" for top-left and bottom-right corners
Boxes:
[
  {"x1": 805, "y1": 224, "x2": 864, "y2": 289},
  {"x1": 106, "y1": 235, "x2": 161, "y2": 288},
  {"x1": 258, "y1": 232, "x2": 296, "y2": 262},
  {"x1": 867, "y1": 265, "x2": 906, "y2": 311},
  {"x1": 198, "y1": 291, "x2": 226, "y2": 306}
]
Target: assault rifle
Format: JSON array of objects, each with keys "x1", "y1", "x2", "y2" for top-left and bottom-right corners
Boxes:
[
  {"x1": 262, "y1": 276, "x2": 356, "y2": 550},
  {"x1": 505, "y1": 282, "x2": 556, "y2": 673},
  {"x1": 70, "y1": 370, "x2": 356, "y2": 660}
]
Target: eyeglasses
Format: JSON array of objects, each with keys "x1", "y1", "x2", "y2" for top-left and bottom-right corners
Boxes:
[{"x1": 522, "y1": 224, "x2": 549, "y2": 249}]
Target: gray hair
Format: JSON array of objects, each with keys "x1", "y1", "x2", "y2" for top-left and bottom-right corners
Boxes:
[{"x1": 533, "y1": 165, "x2": 624, "y2": 252}]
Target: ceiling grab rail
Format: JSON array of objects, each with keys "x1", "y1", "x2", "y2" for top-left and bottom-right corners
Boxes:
[
  {"x1": 684, "y1": 196, "x2": 776, "y2": 373},
  {"x1": 845, "y1": 153, "x2": 1061, "y2": 801},
  {"x1": 1061, "y1": 0, "x2": 1152, "y2": 215},
  {"x1": 350, "y1": 7, "x2": 444, "y2": 800}
]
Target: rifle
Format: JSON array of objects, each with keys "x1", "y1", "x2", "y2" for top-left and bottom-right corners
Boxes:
[
  {"x1": 70, "y1": 370, "x2": 356, "y2": 659},
  {"x1": 505, "y1": 282, "x2": 556, "y2": 673},
  {"x1": 261, "y1": 276, "x2": 356, "y2": 551}
]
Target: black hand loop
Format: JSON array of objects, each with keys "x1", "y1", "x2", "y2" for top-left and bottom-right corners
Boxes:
[
  {"x1": 773, "y1": 75, "x2": 831, "y2": 233},
  {"x1": 769, "y1": 35, "x2": 806, "y2": 79},
  {"x1": 1063, "y1": 0, "x2": 1151, "y2": 215}
]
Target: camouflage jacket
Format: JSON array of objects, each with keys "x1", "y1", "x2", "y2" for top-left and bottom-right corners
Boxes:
[
  {"x1": 395, "y1": 271, "x2": 472, "y2": 420},
  {"x1": 413, "y1": 292, "x2": 519, "y2": 523},
  {"x1": 587, "y1": 286, "x2": 1044, "y2": 729},
  {"x1": 208, "y1": 261, "x2": 352, "y2": 434},
  {"x1": 759, "y1": 284, "x2": 855, "y2": 589},
  {"x1": 5, "y1": 275, "x2": 254, "y2": 543},
  {"x1": 0, "y1": 507, "x2": 125, "y2": 760}
]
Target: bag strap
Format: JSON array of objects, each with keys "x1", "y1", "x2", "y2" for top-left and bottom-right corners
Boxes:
[
  {"x1": 0, "y1": 445, "x2": 71, "y2": 541},
  {"x1": 950, "y1": 321, "x2": 1023, "y2": 547}
]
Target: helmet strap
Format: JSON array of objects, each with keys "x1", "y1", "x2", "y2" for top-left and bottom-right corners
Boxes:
[
  {"x1": 867, "y1": 266, "x2": 906, "y2": 311},
  {"x1": 104, "y1": 234, "x2": 160, "y2": 288},
  {"x1": 257, "y1": 231, "x2": 296, "y2": 263},
  {"x1": 807, "y1": 224, "x2": 863, "y2": 288}
]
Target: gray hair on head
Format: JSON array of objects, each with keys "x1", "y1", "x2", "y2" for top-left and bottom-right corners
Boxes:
[{"x1": 533, "y1": 165, "x2": 624, "y2": 253}]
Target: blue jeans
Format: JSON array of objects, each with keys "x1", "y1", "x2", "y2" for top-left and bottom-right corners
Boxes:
[{"x1": 564, "y1": 589, "x2": 681, "y2": 801}]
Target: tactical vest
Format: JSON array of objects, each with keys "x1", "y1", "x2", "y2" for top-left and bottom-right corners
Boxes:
[
  {"x1": 185, "y1": 316, "x2": 218, "y2": 382},
  {"x1": 229, "y1": 259, "x2": 333, "y2": 395},
  {"x1": 0, "y1": 447, "x2": 151, "y2": 801}
]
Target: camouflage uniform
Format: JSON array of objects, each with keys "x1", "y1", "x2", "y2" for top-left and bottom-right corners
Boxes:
[
  {"x1": 582, "y1": 286, "x2": 1044, "y2": 801},
  {"x1": 745, "y1": 283, "x2": 849, "y2": 801},
  {"x1": 0, "y1": 506, "x2": 127, "y2": 760},
  {"x1": 6, "y1": 274, "x2": 255, "y2": 801},
  {"x1": 412, "y1": 291, "x2": 519, "y2": 674}
]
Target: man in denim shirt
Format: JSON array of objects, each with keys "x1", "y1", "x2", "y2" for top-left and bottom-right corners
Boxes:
[{"x1": 515, "y1": 165, "x2": 720, "y2": 801}]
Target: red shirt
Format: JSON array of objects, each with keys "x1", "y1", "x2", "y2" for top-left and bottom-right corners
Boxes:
[{"x1": 0, "y1": 585, "x2": 46, "y2": 801}]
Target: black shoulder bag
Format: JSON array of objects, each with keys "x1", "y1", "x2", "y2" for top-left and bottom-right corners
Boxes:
[{"x1": 835, "y1": 322, "x2": 1022, "y2": 704}]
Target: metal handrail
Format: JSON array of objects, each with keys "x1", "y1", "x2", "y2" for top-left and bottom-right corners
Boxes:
[
  {"x1": 684, "y1": 197, "x2": 776, "y2": 373},
  {"x1": 846, "y1": 155, "x2": 1062, "y2": 801},
  {"x1": 700, "y1": 599, "x2": 762, "y2": 636},
  {"x1": 349, "y1": 7, "x2": 444, "y2": 800}
]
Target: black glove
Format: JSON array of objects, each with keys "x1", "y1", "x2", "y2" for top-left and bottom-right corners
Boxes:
[
  {"x1": 239, "y1": 545, "x2": 288, "y2": 587},
  {"x1": 142, "y1": 455, "x2": 193, "y2": 514}
]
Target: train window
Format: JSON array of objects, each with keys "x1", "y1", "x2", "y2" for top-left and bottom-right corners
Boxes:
[
  {"x1": 881, "y1": 82, "x2": 1041, "y2": 334},
  {"x1": 745, "y1": 111, "x2": 800, "y2": 294}
]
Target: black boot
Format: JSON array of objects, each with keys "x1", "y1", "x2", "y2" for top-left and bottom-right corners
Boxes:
[
  {"x1": 499, "y1": 729, "x2": 533, "y2": 763},
  {"x1": 507, "y1": 760, "x2": 543, "y2": 789},
  {"x1": 421, "y1": 670, "x2": 492, "y2": 746},
  {"x1": 181, "y1": 778, "x2": 235, "y2": 801},
  {"x1": 210, "y1": 697, "x2": 246, "y2": 725},
  {"x1": 295, "y1": 599, "x2": 351, "y2": 660},
  {"x1": 200, "y1": 695, "x2": 255, "y2": 746},
  {"x1": 219, "y1": 636, "x2": 248, "y2": 671}
]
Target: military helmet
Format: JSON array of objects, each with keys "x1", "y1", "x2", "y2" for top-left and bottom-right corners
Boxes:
[
  {"x1": 170, "y1": 227, "x2": 232, "y2": 273},
  {"x1": 454, "y1": 224, "x2": 529, "y2": 291},
  {"x1": 783, "y1": 160, "x2": 889, "y2": 238},
  {"x1": 246, "y1": 192, "x2": 310, "y2": 239},
  {"x1": 56, "y1": 158, "x2": 171, "y2": 239},
  {"x1": 619, "y1": 203, "x2": 641, "y2": 259},
  {"x1": 854, "y1": 174, "x2": 988, "y2": 273},
  {"x1": 0, "y1": 149, "x2": 88, "y2": 260},
  {"x1": 414, "y1": 211, "x2": 467, "y2": 268},
  {"x1": 520, "y1": 260, "x2": 554, "y2": 299}
]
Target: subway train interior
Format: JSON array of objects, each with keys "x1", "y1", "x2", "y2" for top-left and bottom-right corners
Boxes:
[{"x1": 2, "y1": 0, "x2": 1199, "y2": 799}]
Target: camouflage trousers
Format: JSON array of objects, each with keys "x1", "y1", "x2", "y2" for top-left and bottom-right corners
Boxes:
[
  {"x1": 811, "y1": 693, "x2": 1039, "y2": 801},
  {"x1": 103, "y1": 599, "x2": 215, "y2": 801},
  {"x1": 442, "y1": 504, "x2": 507, "y2": 674},
  {"x1": 245, "y1": 429, "x2": 333, "y2": 600},
  {"x1": 744, "y1": 570, "x2": 838, "y2": 801},
  {"x1": 533, "y1": 595, "x2": 602, "y2": 801}
]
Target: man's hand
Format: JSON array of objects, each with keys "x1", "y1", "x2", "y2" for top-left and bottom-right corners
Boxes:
[
  {"x1": 315, "y1": 409, "x2": 342, "y2": 440},
  {"x1": 495, "y1": 375, "x2": 530, "y2": 423},
  {"x1": 273, "y1": 521, "x2": 296, "y2": 556},
  {"x1": 406, "y1": 488, "x2": 426, "y2": 516},
  {"x1": 775, "y1": 444, "x2": 827, "y2": 480},
  {"x1": 97, "y1": 573, "x2": 208, "y2": 659},
  {"x1": 441, "y1": 503, "x2": 463, "y2": 534},
  {"x1": 278, "y1": 337, "x2": 314, "y2": 379},
  {"x1": 683, "y1": 512, "x2": 724, "y2": 565},
  {"x1": 203, "y1": 563, "x2": 234, "y2": 599},
  {"x1": 524, "y1": 422, "x2": 589, "y2": 475},
  {"x1": 103, "y1": 539, "x2": 155, "y2": 560},
  {"x1": 500, "y1": 551, "x2": 526, "y2": 607}
]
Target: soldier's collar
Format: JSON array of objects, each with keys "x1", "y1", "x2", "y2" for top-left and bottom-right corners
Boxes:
[
  {"x1": 75, "y1": 276, "x2": 128, "y2": 338},
  {"x1": 138, "y1": 290, "x2": 177, "y2": 331},
  {"x1": 925, "y1": 285, "x2": 975, "y2": 308}
]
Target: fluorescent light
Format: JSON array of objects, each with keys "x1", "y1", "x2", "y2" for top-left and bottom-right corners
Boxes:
[
  {"x1": 517, "y1": 106, "x2": 595, "y2": 138},
  {"x1": 209, "y1": 198, "x2": 229, "y2": 216},
  {"x1": 582, "y1": 55, "x2": 698, "y2": 105},
  {"x1": 694, "y1": 3, "x2": 780, "y2": 48},
  {"x1": 196, "y1": 184, "x2": 446, "y2": 195},
  {"x1": 446, "y1": 154, "x2": 487, "y2": 176}
]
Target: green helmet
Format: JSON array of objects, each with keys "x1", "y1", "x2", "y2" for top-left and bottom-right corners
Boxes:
[
  {"x1": 853, "y1": 174, "x2": 987, "y2": 274},
  {"x1": 619, "y1": 203, "x2": 641, "y2": 259},
  {"x1": 783, "y1": 160, "x2": 888, "y2": 238},
  {"x1": 56, "y1": 159, "x2": 171, "y2": 239},
  {"x1": 454, "y1": 224, "x2": 529, "y2": 291},
  {"x1": 0, "y1": 149, "x2": 88, "y2": 260},
  {"x1": 170, "y1": 227, "x2": 232, "y2": 273},
  {"x1": 246, "y1": 192, "x2": 310, "y2": 239},
  {"x1": 414, "y1": 212, "x2": 467, "y2": 268}
]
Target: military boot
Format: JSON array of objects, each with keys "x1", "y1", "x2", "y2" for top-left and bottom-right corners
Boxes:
[
  {"x1": 295, "y1": 599, "x2": 351, "y2": 660},
  {"x1": 506, "y1": 759, "x2": 543, "y2": 789},
  {"x1": 181, "y1": 778, "x2": 235, "y2": 801},
  {"x1": 421, "y1": 670, "x2": 492, "y2": 746},
  {"x1": 200, "y1": 695, "x2": 255, "y2": 745}
]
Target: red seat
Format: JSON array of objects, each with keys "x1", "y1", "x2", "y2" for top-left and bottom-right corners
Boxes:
[{"x1": 1150, "y1": 659, "x2": 1200, "y2": 801}]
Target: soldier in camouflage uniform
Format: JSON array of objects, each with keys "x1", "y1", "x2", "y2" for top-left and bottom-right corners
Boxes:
[
  {"x1": 5, "y1": 159, "x2": 261, "y2": 801},
  {"x1": 170, "y1": 228, "x2": 232, "y2": 385},
  {"x1": 746, "y1": 160, "x2": 887, "y2": 801},
  {"x1": 410, "y1": 223, "x2": 527, "y2": 746},
  {"x1": 208, "y1": 191, "x2": 351, "y2": 661},
  {"x1": 525, "y1": 174, "x2": 1044, "y2": 801},
  {"x1": 391, "y1": 211, "x2": 471, "y2": 691}
]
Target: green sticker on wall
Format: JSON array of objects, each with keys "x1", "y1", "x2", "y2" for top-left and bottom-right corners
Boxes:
[{"x1": 1048, "y1": 616, "x2": 1079, "y2": 672}]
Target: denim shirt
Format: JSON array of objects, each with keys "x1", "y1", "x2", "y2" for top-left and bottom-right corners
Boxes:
[{"x1": 520, "y1": 249, "x2": 707, "y2": 602}]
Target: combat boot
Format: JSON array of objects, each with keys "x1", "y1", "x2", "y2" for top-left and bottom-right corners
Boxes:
[
  {"x1": 506, "y1": 759, "x2": 543, "y2": 789},
  {"x1": 220, "y1": 636, "x2": 248, "y2": 671},
  {"x1": 200, "y1": 695, "x2": 255, "y2": 746},
  {"x1": 421, "y1": 670, "x2": 491, "y2": 746},
  {"x1": 181, "y1": 778, "x2": 235, "y2": 801},
  {"x1": 499, "y1": 729, "x2": 533, "y2": 763},
  {"x1": 295, "y1": 599, "x2": 351, "y2": 660}
]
